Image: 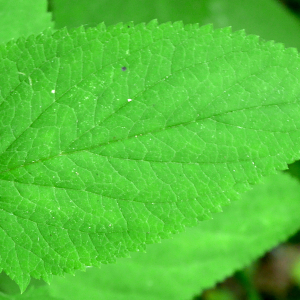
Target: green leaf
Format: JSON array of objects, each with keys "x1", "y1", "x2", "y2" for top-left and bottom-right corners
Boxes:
[
  {"x1": 0, "y1": 285, "x2": 62, "y2": 300},
  {"x1": 48, "y1": 173, "x2": 300, "y2": 300},
  {"x1": 0, "y1": 272, "x2": 62, "y2": 300},
  {"x1": 0, "y1": 0, "x2": 53, "y2": 43},
  {"x1": 1, "y1": 21, "x2": 300, "y2": 291}
]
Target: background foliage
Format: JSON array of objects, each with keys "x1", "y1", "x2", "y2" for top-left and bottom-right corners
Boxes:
[{"x1": 1, "y1": 0, "x2": 300, "y2": 299}]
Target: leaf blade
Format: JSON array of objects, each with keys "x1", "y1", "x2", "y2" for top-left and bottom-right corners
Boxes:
[
  {"x1": 49, "y1": 172, "x2": 300, "y2": 300},
  {"x1": 1, "y1": 21, "x2": 300, "y2": 290}
]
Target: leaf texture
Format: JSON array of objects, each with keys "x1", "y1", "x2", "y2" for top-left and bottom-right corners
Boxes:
[
  {"x1": 1, "y1": 21, "x2": 300, "y2": 290},
  {"x1": 49, "y1": 173, "x2": 300, "y2": 300}
]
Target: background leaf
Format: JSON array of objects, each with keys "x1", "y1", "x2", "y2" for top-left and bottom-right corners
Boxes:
[
  {"x1": 50, "y1": 0, "x2": 208, "y2": 29},
  {"x1": 0, "y1": 0, "x2": 53, "y2": 43},
  {"x1": 203, "y1": 0, "x2": 300, "y2": 48},
  {"x1": 1, "y1": 21, "x2": 300, "y2": 292},
  {"x1": 0, "y1": 283, "x2": 62, "y2": 300},
  {"x1": 50, "y1": 0, "x2": 300, "y2": 48}
]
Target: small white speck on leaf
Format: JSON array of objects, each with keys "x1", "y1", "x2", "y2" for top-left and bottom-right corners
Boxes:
[
  {"x1": 128, "y1": 99, "x2": 132, "y2": 102},
  {"x1": 51, "y1": 90, "x2": 56, "y2": 94}
]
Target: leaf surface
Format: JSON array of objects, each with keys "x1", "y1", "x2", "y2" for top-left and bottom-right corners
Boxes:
[
  {"x1": 49, "y1": 173, "x2": 300, "y2": 300},
  {"x1": 0, "y1": 0, "x2": 53, "y2": 43},
  {"x1": 1, "y1": 21, "x2": 300, "y2": 290}
]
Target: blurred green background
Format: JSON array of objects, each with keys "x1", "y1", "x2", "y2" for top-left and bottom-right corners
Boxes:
[{"x1": 49, "y1": 0, "x2": 300, "y2": 48}]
